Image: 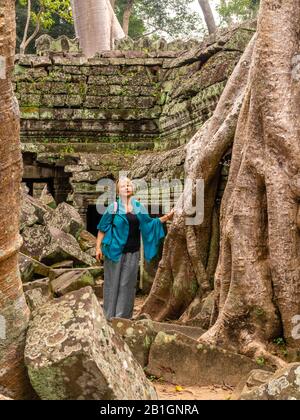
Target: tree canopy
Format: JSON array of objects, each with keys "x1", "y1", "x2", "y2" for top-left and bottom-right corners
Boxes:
[
  {"x1": 16, "y1": 0, "x2": 261, "y2": 54},
  {"x1": 217, "y1": 0, "x2": 260, "y2": 24},
  {"x1": 17, "y1": 0, "x2": 74, "y2": 53},
  {"x1": 17, "y1": 0, "x2": 206, "y2": 54},
  {"x1": 115, "y1": 0, "x2": 205, "y2": 39}
]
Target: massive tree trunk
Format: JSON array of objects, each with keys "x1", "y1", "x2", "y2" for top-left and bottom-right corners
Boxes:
[
  {"x1": 71, "y1": 0, "x2": 125, "y2": 57},
  {"x1": 198, "y1": 0, "x2": 217, "y2": 34},
  {"x1": 0, "y1": 0, "x2": 32, "y2": 399},
  {"x1": 19, "y1": 0, "x2": 41, "y2": 55},
  {"x1": 139, "y1": 0, "x2": 300, "y2": 366},
  {"x1": 122, "y1": 0, "x2": 134, "y2": 36},
  {"x1": 139, "y1": 35, "x2": 255, "y2": 320}
]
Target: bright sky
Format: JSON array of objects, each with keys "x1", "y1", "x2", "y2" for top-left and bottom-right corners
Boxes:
[{"x1": 190, "y1": 0, "x2": 220, "y2": 24}]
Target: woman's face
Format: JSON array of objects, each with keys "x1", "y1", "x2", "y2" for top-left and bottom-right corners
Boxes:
[{"x1": 118, "y1": 179, "x2": 134, "y2": 198}]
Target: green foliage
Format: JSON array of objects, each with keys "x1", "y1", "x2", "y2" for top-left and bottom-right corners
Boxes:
[
  {"x1": 273, "y1": 337, "x2": 285, "y2": 347},
  {"x1": 273, "y1": 337, "x2": 288, "y2": 357},
  {"x1": 17, "y1": 0, "x2": 74, "y2": 53},
  {"x1": 59, "y1": 145, "x2": 75, "y2": 156},
  {"x1": 256, "y1": 357, "x2": 265, "y2": 366},
  {"x1": 20, "y1": 0, "x2": 72, "y2": 28},
  {"x1": 115, "y1": 0, "x2": 146, "y2": 38},
  {"x1": 116, "y1": 0, "x2": 205, "y2": 39},
  {"x1": 217, "y1": 0, "x2": 260, "y2": 24}
]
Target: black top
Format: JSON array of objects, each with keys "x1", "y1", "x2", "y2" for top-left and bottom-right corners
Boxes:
[{"x1": 123, "y1": 212, "x2": 141, "y2": 253}]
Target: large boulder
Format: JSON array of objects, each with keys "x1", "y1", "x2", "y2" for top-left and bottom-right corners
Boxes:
[
  {"x1": 239, "y1": 364, "x2": 300, "y2": 400},
  {"x1": 110, "y1": 318, "x2": 205, "y2": 368},
  {"x1": 77, "y1": 230, "x2": 96, "y2": 252},
  {"x1": 50, "y1": 269, "x2": 94, "y2": 297},
  {"x1": 20, "y1": 194, "x2": 39, "y2": 231},
  {"x1": 21, "y1": 225, "x2": 52, "y2": 259},
  {"x1": 40, "y1": 185, "x2": 57, "y2": 209},
  {"x1": 49, "y1": 266, "x2": 103, "y2": 281},
  {"x1": 44, "y1": 202, "x2": 84, "y2": 238},
  {"x1": 147, "y1": 331, "x2": 273, "y2": 387},
  {"x1": 19, "y1": 253, "x2": 50, "y2": 283},
  {"x1": 40, "y1": 227, "x2": 96, "y2": 267},
  {"x1": 21, "y1": 192, "x2": 54, "y2": 227},
  {"x1": 23, "y1": 278, "x2": 52, "y2": 311},
  {"x1": 111, "y1": 318, "x2": 157, "y2": 367},
  {"x1": 25, "y1": 287, "x2": 157, "y2": 400},
  {"x1": 50, "y1": 260, "x2": 74, "y2": 269}
]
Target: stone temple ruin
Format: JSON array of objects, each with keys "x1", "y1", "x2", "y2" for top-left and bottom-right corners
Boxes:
[
  {"x1": 9, "y1": 21, "x2": 300, "y2": 401},
  {"x1": 14, "y1": 22, "x2": 255, "y2": 236}
]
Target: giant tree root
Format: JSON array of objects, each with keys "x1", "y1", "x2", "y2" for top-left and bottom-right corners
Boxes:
[
  {"x1": 139, "y1": 0, "x2": 300, "y2": 369},
  {"x1": 138, "y1": 35, "x2": 256, "y2": 321}
]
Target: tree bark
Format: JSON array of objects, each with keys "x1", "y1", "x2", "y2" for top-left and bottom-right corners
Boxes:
[
  {"x1": 122, "y1": 0, "x2": 134, "y2": 36},
  {"x1": 19, "y1": 0, "x2": 31, "y2": 55},
  {"x1": 139, "y1": 35, "x2": 256, "y2": 321},
  {"x1": 71, "y1": 0, "x2": 125, "y2": 57},
  {"x1": 198, "y1": 0, "x2": 217, "y2": 34},
  {"x1": 0, "y1": 0, "x2": 32, "y2": 399},
  {"x1": 139, "y1": 0, "x2": 300, "y2": 368},
  {"x1": 19, "y1": 1, "x2": 42, "y2": 55},
  {"x1": 200, "y1": 0, "x2": 300, "y2": 366}
]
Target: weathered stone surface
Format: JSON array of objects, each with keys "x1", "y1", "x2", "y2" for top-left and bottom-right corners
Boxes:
[
  {"x1": 51, "y1": 260, "x2": 74, "y2": 269},
  {"x1": 239, "y1": 364, "x2": 300, "y2": 400},
  {"x1": 78, "y1": 230, "x2": 96, "y2": 252},
  {"x1": 21, "y1": 225, "x2": 52, "y2": 259},
  {"x1": 145, "y1": 320, "x2": 205, "y2": 340},
  {"x1": 40, "y1": 227, "x2": 96, "y2": 267},
  {"x1": 17, "y1": 24, "x2": 253, "y2": 155},
  {"x1": 23, "y1": 277, "x2": 51, "y2": 294},
  {"x1": 232, "y1": 369, "x2": 274, "y2": 400},
  {"x1": 21, "y1": 192, "x2": 54, "y2": 226},
  {"x1": 24, "y1": 278, "x2": 52, "y2": 311},
  {"x1": 44, "y1": 202, "x2": 84, "y2": 238},
  {"x1": 51, "y1": 270, "x2": 94, "y2": 297},
  {"x1": 111, "y1": 318, "x2": 205, "y2": 367},
  {"x1": 19, "y1": 253, "x2": 50, "y2": 283},
  {"x1": 25, "y1": 287, "x2": 157, "y2": 400},
  {"x1": 49, "y1": 266, "x2": 103, "y2": 282},
  {"x1": 147, "y1": 331, "x2": 271, "y2": 387},
  {"x1": 111, "y1": 318, "x2": 157, "y2": 367},
  {"x1": 20, "y1": 193, "x2": 39, "y2": 231},
  {"x1": 40, "y1": 185, "x2": 57, "y2": 209}
]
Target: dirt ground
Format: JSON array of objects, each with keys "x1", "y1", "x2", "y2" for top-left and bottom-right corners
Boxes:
[
  {"x1": 153, "y1": 382, "x2": 234, "y2": 400},
  {"x1": 133, "y1": 294, "x2": 235, "y2": 401}
]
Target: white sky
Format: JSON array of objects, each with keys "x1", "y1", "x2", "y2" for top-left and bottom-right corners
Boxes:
[{"x1": 190, "y1": 0, "x2": 220, "y2": 24}]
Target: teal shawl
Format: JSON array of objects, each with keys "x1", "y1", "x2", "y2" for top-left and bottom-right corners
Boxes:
[{"x1": 97, "y1": 198, "x2": 165, "y2": 262}]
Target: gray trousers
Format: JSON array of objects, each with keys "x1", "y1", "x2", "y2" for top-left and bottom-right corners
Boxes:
[{"x1": 103, "y1": 251, "x2": 140, "y2": 320}]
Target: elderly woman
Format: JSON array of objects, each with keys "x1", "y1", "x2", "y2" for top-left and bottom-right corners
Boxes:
[{"x1": 96, "y1": 177, "x2": 174, "y2": 320}]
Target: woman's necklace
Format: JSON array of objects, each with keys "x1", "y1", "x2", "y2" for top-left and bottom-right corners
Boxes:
[{"x1": 122, "y1": 198, "x2": 133, "y2": 214}]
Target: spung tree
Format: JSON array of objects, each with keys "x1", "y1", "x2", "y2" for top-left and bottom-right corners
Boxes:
[{"x1": 139, "y1": 0, "x2": 300, "y2": 369}]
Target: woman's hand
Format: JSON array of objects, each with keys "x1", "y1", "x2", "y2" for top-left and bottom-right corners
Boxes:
[
  {"x1": 96, "y1": 231, "x2": 105, "y2": 262},
  {"x1": 96, "y1": 247, "x2": 103, "y2": 262},
  {"x1": 160, "y1": 208, "x2": 175, "y2": 223}
]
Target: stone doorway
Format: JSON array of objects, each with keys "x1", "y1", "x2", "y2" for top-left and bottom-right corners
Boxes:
[
  {"x1": 86, "y1": 205, "x2": 101, "y2": 237},
  {"x1": 22, "y1": 153, "x2": 72, "y2": 205}
]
